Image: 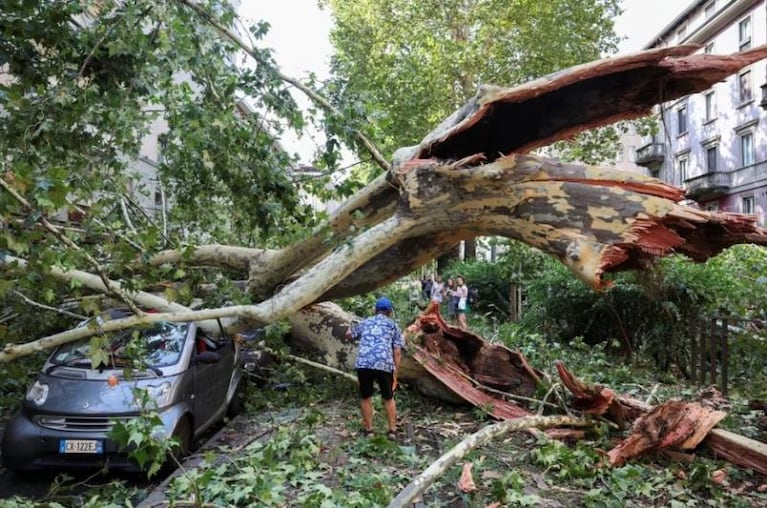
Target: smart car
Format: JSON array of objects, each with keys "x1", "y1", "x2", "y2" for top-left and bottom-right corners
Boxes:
[{"x1": 1, "y1": 309, "x2": 243, "y2": 472}]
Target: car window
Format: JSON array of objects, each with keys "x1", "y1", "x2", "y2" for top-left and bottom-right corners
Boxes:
[{"x1": 52, "y1": 320, "x2": 190, "y2": 368}]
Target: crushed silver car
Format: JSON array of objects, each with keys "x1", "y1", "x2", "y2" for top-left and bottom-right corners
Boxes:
[{"x1": 1, "y1": 309, "x2": 243, "y2": 472}]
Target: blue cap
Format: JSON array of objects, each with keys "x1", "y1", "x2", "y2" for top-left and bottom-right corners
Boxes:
[{"x1": 375, "y1": 296, "x2": 393, "y2": 312}]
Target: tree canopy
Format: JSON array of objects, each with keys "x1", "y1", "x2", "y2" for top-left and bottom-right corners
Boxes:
[{"x1": 323, "y1": 0, "x2": 623, "y2": 167}]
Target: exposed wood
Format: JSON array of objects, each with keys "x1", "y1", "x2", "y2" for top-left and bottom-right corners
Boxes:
[
  {"x1": 618, "y1": 395, "x2": 767, "y2": 476},
  {"x1": 406, "y1": 303, "x2": 543, "y2": 419},
  {"x1": 606, "y1": 401, "x2": 725, "y2": 467},
  {"x1": 705, "y1": 428, "x2": 767, "y2": 476},
  {"x1": 556, "y1": 360, "x2": 627, "y2": 428},
  {"x1": 387, "y1": 415, "x2": 592, "y2": 508},
  {"x1": 393, "y1": 46, "x2": 767, "y2": 164}
]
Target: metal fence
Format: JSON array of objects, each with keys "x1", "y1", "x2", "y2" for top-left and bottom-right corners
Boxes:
[{"x1": 688, "y1": 316, "x2": 767, "y2": 395}]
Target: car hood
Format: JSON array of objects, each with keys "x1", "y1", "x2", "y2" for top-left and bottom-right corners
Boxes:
[{"x1": 29, "y1": 373, "x2": 180, "y2": 415}]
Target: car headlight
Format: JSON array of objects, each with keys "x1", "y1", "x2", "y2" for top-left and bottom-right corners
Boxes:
[
  {"x1": 144, "y1": 382, "x2": 172, "y2": 408},
  {"x1": 26, "y1": 380, "x2": 49, "y2": 406}
]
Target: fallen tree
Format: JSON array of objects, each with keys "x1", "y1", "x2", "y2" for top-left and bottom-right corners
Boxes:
[
  {"x1": 3, "y1": 4, "x2": 767, "y2": 485},
  {"x1": 4, "y1": 44, "x2": 767, "y2": 363}
]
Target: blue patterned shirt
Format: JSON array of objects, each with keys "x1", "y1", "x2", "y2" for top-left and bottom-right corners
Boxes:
[{"x1": 352, "y1": 313, "x2": 404, "y2": 372}]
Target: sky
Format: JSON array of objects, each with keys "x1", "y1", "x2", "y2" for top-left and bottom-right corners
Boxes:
[{"x1": 238, "y1": 0, "x2": 694, "y2": 161}]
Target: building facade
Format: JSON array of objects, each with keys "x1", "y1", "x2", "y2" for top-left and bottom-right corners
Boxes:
[{"x1": 635, "y1": 0, "x2": 767, "y2": 224}]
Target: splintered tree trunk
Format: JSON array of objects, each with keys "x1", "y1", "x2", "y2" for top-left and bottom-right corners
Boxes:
[{"x1": 5, "y1": 46, "x2": 767, "y2": 366}]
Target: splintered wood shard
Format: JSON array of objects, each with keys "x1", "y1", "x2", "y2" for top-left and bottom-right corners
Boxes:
[
  {"x1": 395, "y1": 45, "x2": 767, "y2": 163},
  {"x1": 556, "y1": 360, "x2": 627, "y2": 428},
  {"x1": 406, "y1": 303, "x2": 540, "y2": 420},
  {"x1": 607, "y1": 401, "x2": 726, "y2": 467}
]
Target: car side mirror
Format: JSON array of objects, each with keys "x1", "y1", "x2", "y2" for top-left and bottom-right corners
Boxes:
[{"x1": 196, "y1": 351, "x2": 221, "y2": 364}]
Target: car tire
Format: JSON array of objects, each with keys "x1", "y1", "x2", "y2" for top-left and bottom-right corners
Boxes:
[{"x1": 169, "y1": 416, "x2": 192, "y2": 465}]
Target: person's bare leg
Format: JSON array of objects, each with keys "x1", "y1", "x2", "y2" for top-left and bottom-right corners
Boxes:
[
  {"x1": 360, "y1": 397, "x2": 374, "y2": 431},
  {"x1": 383, "y1": 398, "x2": 397, "y2": 432},
  {"x1": 458, "y1": 313, "x2": 467, "y2": 330}
]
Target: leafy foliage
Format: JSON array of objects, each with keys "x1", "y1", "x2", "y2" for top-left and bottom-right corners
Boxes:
[
  {"x1": 109, "y1": 388, "x2": 180, "y2": 478},
  {"x1": 442, "y1": 242, "x2": 767, "y2": 389},
  {"x1": 0, "y1": 0, "x2": 319, "y2": 321}
]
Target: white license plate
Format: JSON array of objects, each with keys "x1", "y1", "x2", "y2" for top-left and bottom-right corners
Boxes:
[{"x1": 58, "y1": 439, "x2": 104, "y2": 454}]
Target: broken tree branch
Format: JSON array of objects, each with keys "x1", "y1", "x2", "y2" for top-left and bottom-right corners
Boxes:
[
  {"x1": 175, "y1": 0, "x2": 390, "y2": 172},
  {"x1": 259, "y1": 346, "x2": 358, "y2": 384},
  {"x1": 12, "y1": 291, "x2": 87, "y2": 320},
  {"x1": 0, "y1": 177, "x2": 143, "y2": 315},
  {"x1": 387, "y1": 415, "x2": 592, "y2": 508},
  {"x1": 618, "y1": 395, "x2": 767, "y2": 476}
]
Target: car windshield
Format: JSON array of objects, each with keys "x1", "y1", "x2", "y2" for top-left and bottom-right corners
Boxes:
[{"x1": 51, "y1": 320, "x2": 190, "y2": 369}]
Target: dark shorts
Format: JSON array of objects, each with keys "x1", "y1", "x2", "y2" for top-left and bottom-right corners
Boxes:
[
  {"x1": 447, "y1": 297, "x2": 458, "y2": 317},
  {"x1": 357, "y1": 368, "x2": 394, "y2": 400}
]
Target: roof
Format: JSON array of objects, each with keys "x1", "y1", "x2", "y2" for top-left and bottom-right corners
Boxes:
[{"x1": 643, "y1": 0, "x2": 709, "y2": 49}]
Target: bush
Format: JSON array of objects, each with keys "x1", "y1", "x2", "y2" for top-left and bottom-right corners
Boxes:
[{"x1": 442, "y1": 242, "x2": 767, "y2": 376}]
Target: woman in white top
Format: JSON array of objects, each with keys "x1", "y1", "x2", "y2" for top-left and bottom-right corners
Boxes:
[
  {"x1": 431, "y1": 275, "x2": 444, "y2": 306},
  {"x1": 455, "y1": 276, "x2": 469, "y2": 330}
]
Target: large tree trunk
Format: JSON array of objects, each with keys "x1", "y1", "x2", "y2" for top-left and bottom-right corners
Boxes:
[{"x1": 4, "y1": 45, "x2": 767, "y2": 362}]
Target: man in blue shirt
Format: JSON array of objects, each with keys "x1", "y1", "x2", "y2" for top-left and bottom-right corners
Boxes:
[{"x1": 346, "y1": 296, "x2": 404, "y2": 438}]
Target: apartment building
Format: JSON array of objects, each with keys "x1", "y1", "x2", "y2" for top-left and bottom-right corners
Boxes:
[{"x1": 635, "y1": 0, "x2": 767, "y2": 224}]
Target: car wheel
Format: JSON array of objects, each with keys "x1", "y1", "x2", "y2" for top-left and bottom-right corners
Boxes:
[
  {"x1": 226, "y1": 379, "x2": 246, "y2": 418},
  {"x1": 169, "y1": 416, "x2": 192, "y2": 465}
]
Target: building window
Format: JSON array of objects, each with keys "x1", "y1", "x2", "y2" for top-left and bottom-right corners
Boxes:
[
  {"x1": 157, "y1": 135, "x2": 168, "y2": 165},
  {"x1": 706, "y1": 145, "x2": 718, "y2": 172},
  {"x1": 739, "y1": 70, "x2": 752, "y2": 103},
  {"x1": 678, "y1": 156, "x2": 689, "y2": 184},
  {"x1": 704, "y1": 91, "x2": 716, "y2": 121},
  {"x1": 677, "y1": 105, "x2": 687, "y2": 135},
  {"x1": 742, "y1": 195, "x2": 755, "y2": 214},
  {"x1": 741, "y1": 132, "x2": 755, "y2": 166},
  {"x1": 739, "y1": 16, "x2": 751, "y2": 51},
  {"x1": 704, "y1": 42, "x2": 714, "y2": 54},
  {"x1": 704, "y1": 1, "x2": 716, "y2": 19}
]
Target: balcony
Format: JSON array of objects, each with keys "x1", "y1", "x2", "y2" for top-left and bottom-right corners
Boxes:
[
  {"x1": 635, "y1": 142, "x2": 665, "y2": 167},
  {"x1": 760, "y1": 83, "x2": 767, "y2": 110},
  {"x1": 684, "y1": 171, "x2": 731, "y2": 201}
]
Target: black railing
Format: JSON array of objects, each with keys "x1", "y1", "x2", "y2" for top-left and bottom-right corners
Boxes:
[
  {"x1": 684, "y1": 171, "x2": 731, "y2": 200},
  {"x1": 688, "y1": 317, "x2": 766, "y2": 396},
  {"x1": 635, "y1": 143, "x2": 665, "y2": 166}
]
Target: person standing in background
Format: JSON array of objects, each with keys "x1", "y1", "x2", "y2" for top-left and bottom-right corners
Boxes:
[
  {"x1": 421, "y1": 276, "x2": 433, "y2": 301},
  {"x1": 431, "y1": 274, "x2": 444, "y2": 308},
  {"x1": 445, "y1": 277, "x2": 458, "y2": 325},
  {"x1": 456, "y1": 276, "x2": 469, "y2": 330}
]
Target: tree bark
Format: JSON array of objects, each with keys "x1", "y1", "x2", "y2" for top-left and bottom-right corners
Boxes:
[{"x1": 5, "y1": 46, "x2": 767, "y2": 361}]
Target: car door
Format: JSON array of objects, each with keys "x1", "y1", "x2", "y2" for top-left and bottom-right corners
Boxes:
[{"x1": 192, "y1": 329, "x2": 234, "y2": 428}]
